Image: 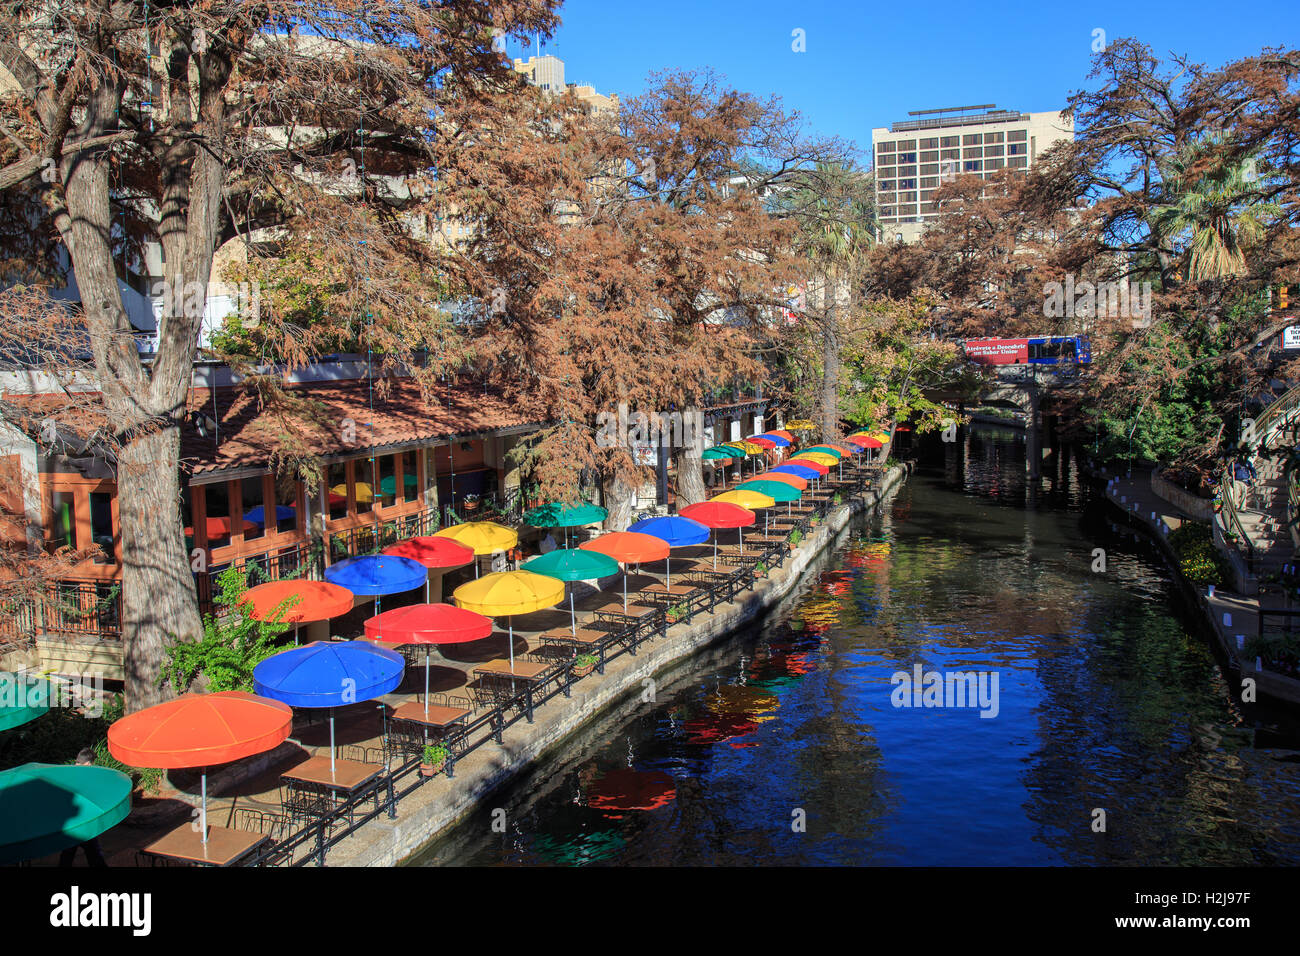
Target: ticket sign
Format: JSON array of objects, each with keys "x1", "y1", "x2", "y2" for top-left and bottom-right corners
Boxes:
[
  {"x1": 1282, "y1": 325, "x2": 1300, "y2": 350},
  {"x1": 964, "y1": 338, "x2": 1029, "y2": 365}
]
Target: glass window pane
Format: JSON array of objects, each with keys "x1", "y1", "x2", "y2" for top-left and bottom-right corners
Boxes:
[
  {"x1": 206, "y1": 483, "x2": 231, "y2": 550},
  {"x1": 328, "y1": 462, "x2": 348, "y2": 519},
  {"x1": 241, "y1": 476, "x2": 265, "y2": 542},
  {"x1": 357, "y1": 459, "x2": 376, "y2": 514},
  {"x1": 378, "y1": 454, "x2": 397, "y2": 508},
  {"x1": 275, "y1": 476, "x2": 298, "y2": 534},
  {"x1": 90, "y1": 491, "x2": 114, "y2": 561},
  {"x1": 402, "y1": 451, "x2": 420, "y2": 504},
  {"x1": 919, "y1": 137, "x2": 938, "y2": 149},
  {"x1": 51, "y1": 491, "x2": 77, "y2": 551}
]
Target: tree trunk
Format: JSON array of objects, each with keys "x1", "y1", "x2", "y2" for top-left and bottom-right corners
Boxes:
[
  {"x1": 820, "y1": 266, "x2": 840, "y2": 439},
  {"x1": 601, "y1": 472, "x2": 636, "y2": 531},
  {"x1": 117, "y1": 426, "x2": 203, "y2": 711},
  {"x1": 673, "y1": 448, "x2": 707, "y2": 507}
]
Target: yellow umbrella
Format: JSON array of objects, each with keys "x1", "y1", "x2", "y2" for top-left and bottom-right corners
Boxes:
[
  {"x1": 724, "y1": 441, "x2": 764, "y2": 456},
  {"x1": 713, "y1": 489, "x2": 775, "y2": 540},
  {"x1": 785, "y1": 420, "x2": 815, "y2": 430},
  {"x1": 435, "y1": 521, "x2": 519, "y2": 578},
  {"x1": 795, "y1": 451, "x2": 838, "y2": 467},
  {"x1": 453, "y1": 569, "x2": 564, "y2": 669},
  {"x1": 331, "y1": 482, "x2": 375, "y2": 505}
]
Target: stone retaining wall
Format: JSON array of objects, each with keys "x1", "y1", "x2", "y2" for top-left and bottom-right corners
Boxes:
[{"x1": 1151, "y1": 469, "x2": 1215, "y2": 521}]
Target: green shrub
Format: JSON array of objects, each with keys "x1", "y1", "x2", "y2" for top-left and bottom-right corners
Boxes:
[{"x1": 1168, "y1": 521, "x2": 1228, "y2": 585}]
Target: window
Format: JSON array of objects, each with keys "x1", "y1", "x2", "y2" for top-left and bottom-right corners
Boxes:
[
  {"x1": 941, "y1": 136, "x2": 959, "y2": 147},
  {"x1": 941, "y1": 148, "x2": 960, "y2": 160},
  {"x1": 897, "y1": 139, "x2": 916, "y2": 149},
  {"x1": 964, "y1": 160, "x2": 982, "y2": 172},
  {"x1": 402, "y1": 450, "x2": 421, "y2": 503},
  {"x1": 920, "y1": 150, "x2": 938, "y2": 163},
  {"x1": 964, "y1": 147, "x2": 983, "y2": 158},
  {"x1": 920, "y1": 190, "x2": 934, "y2": 201},
  {"x1": 985, "y1": 144, "x2": 1004, "y2": 157},
  {"x1": 897, "y1": 152, "x2": 917, "y2": 164},
  {"x1": 328, "y1": 462, "x2": 348, "y2": 519},
  {"x1": 919, "y1": 137, "x2": 938, "y2": 149},
  {"x1": 963, "y1": 134, "x2": 982, "y2": 146},
  {"x1": 920, "y1": 176, "x2": 939, "y2": 188},
  {"x1": 899, "y1": 191, "x2": 917, "y2": 203},
  {"x1": 898, "y1": 178, "x2": 916, "y2": 190},
  {"x1": 922, "y1": 202, "x2": 941, "y2": 214},
  {"x1": 920, "y1": 163, "x2": 938, "y2": 175},
  {"x1": 896, "y1": 165, "x2": 917, "y2": 177},
  {"x1": 878, "y1": 180, "x2": 895, "y2": 192},
  {"x1": 274, "y1": 476, "x2": 298, "y2": 534},
  {"x1": 877, "y1": 141, "x2": 895, "y2": 153},
  {"x1": 986, "y1": 158, "x2": 1005, "y2": 171},
  {"x1": 1008, "y1": 129, "x2": 1027, "y2": 141},
  {"x1": 205, "y1": 483, "x2": 232, "y2": 550},
  {"x1": 1008, "y1": 156, "x2": 1028, "y2": 168},
  {"x1": 1007, "y1": 143, "x2": 1026, "y2": 155},
  {"x1": 51, "y1": 491, "x2": 77, "y2": 551},
  {"x1": 985, "y1": 131, "x2": 1004, "y2": 144},
  {"x1": 241, "y1": 476, "x2": 265, "y2": 542},
  {"x1": 377, "y1": 453, "x2": 397, "y2": 508}
]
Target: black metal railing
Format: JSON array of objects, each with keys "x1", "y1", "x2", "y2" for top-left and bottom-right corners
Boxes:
[
  {"x1": 235, "y1": 461, "x2": 875, "y2": 867},
  {"x1": 197, "y1": 541, "x2": 327, "y2": 616}
]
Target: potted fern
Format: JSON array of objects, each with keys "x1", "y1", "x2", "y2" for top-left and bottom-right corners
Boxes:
[
  {"x1": 420, "y1": 743, "x2": 449, "y2": 777},
  {"x1": 665, "y1": 603, "x2": 687, "y2": 624},
  {"x1": 572, "y1": 653, "x2": 598, "y2": 678}
]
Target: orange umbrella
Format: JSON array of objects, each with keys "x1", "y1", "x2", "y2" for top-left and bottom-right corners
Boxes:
[
  {"x1": 239, "y1": 580, "x2": 354, "y2": 645},
  {"x1": 108, "y1": 691, "x2": 293, "y2": 846},
  {"x1": 756, "y1": 471, "x2": 808, "y2": 491},
  {"x1": 580, "y1": 532, "x2": 670, "y2": 612},
  {"x1": 767, "y1": 429, "x2": 795, "y2": 441}
]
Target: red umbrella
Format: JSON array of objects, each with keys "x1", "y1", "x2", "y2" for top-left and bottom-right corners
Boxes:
[
  {"x1": 848, "y1": 436, "x2": 884, "y2": 448},
  {"x1": 184, "y1": 516, "x2": 257, "y2": 539},
  {"x1": 580, "y1": 532, "x2": 670, "y2": 611},
  {"x1": 383, "y1": 536, "x2": 475, "y2": 600},
  {"x1": 365, "y1": 603, "x2": 492, "y2": 718},
  {"x1": 239, "y1": 580, "x2": 354, "y2": 645},
  {"x1": 678, "y1": 501, "x2": 756, "y2": 568},
  {"x1": 746, "y1": 436, "x2": 777, "y2": 449},
  {"x1": 586, "y1": 768, "x2": 676, "y2": 817},
  {"x1": 108, "y1": 692, "x2": 292, "y2": 846}
]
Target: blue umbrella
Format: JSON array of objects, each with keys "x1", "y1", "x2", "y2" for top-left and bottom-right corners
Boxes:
[
  {"x1": 254, "y1": 640, "x2": 405, "y2": 774},
  {"x1": 771, "y1": 463, "x2": 820, "y2": 480},
  {"x1": 325, "y1": 554, "x2": 427, "y2": 597},
  {"x1": 244, "y1": 505, "x2": 296, "y2": 526},
  {"x1": 628, "y1": 515, "x2": 710, "y2": 587},
  {"x1": 755, "y1": 433, "x2": 791, "y2": 447}
]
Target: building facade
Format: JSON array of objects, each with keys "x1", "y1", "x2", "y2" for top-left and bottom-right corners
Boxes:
[{"x1": 872, "y1": 104, "x2": 1074, "y2": 243}]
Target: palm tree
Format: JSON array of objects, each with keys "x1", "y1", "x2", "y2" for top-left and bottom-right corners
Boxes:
[
  {"x1": 782, "y1": 162, "x2": 877, "y2": 438},
  {"x1": 1149, "y1": 140, "x2": 1279, "y2": 283}
]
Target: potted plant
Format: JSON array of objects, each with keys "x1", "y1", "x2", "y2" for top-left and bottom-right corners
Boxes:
[
  {"x1": 754, "y1": 561, "x2": 768, "y2": 578},
  {"x1": 420, "y1": 743, "x2": 448, "y2": 777},
  {"x1": 572, "y1": 653, "x2": 598, "y2": 678},
  {"x1": 833, "y1": 492, "x2": 842, "y2": 505},
  {"x1": 665, "y1": 603, "x2": 687, "y2": 624}
]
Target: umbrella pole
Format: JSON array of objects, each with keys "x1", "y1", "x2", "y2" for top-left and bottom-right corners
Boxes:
[
  {"x1": 623, "y1": 570, "x2": 628, "y2": 613},
  {"x1": 330, "y1": 708, "x2": 336, "y2": 776},
  {"x1": 666, "y1": 554, "x2": 671, "y2": 589},
  {"x1": 713, "y1": 535, "x2": 718, "y2": 570},
  {"x1": 508, "y1": 617, "x2": 515, "y2": 671},
  {"x1": 570, "y1": 588, "x2": 577, "y2": 637},
  {"x1": 294, "y1": 624, "x2": 299, "y2": 647},
  {"x1": 425, "y1": 649, "x2": 431, "y2": 718},
  {"x1": 201, "y1": 769, "x2": 208, "y2": 846}
]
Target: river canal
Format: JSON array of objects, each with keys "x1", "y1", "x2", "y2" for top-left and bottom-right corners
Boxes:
[{"x1": 414, "y1": 427, "x2": 1300, "y2": 866}]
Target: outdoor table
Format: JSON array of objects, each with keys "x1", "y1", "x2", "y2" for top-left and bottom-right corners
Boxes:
[
  {"x1": 589, "y1": 598, "x2": 659, "y2": 625},
  {"x1": 141, "y1": 823, "x2": 269, "y2": 867},
  {"x1": 473, "y1": 659, "x2": 553, "y2": 719},
  {"x1": 540, "y1": 626, "x2": 609, "y2": 650},
  {"x1": 280, "y1": 756, "x2": 386, "y2": 826},
  {"x1": 638, "y1": 582, "x2": 701, "y2": 607}
]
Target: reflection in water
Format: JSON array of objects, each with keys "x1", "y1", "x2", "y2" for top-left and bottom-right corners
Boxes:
[{"x1": 415, "y1": 427, "x2": 1300, "y2": 866}]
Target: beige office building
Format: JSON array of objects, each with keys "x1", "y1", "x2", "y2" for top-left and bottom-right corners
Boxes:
[
  {"x1": 872, "y1": 105, "x2": 1073, "y2": 243},
  {"x1": 513, "y1": 55, "x2": 619, "y2": 114}
]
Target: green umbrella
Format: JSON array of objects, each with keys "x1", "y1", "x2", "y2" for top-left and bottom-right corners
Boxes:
[
  {"x1": 0, "y1": 763, "x2": 132, "y2": 864},
  {"x1": 701, "y1": 447, "x2": 733, "y2": 460},
  {"x1": 379, "y1": 473, "x2": 419, "y2": 496},
  {"x1": 736, "y1": 479, "x2": 802, "y2": 530},
  {"x1": 523, "y1": 502, "x2": 608, "y2": 547},
  {"x1": 800, "y1": 446, "x2": 844, "y2": 458},
  {"x1": 0, "y1": 672, "x2": 51, "y2": 732},
  {"x1": 523, "y1": 548, "x2": 620, "y2": 635}
]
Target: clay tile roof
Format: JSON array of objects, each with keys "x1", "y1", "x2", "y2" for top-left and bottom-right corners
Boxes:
[
  {"x1": 184, "y1": 377, "x2": 545, "y2": 476},
  {"x1": 3, "y1": 377, "x2": 546, "y2": 478}
]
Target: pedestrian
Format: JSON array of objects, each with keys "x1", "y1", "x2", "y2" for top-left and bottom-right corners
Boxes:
[
  {"x1": 1232, "y1": 453, "x2": 1257, "y2": 510},
  {"x1": 58, "y1": 748, "x2": 108, "y2": 868}
]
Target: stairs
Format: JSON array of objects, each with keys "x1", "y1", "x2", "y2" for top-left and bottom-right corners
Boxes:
[{"x1": 1234, "y1": 459, "x2": 1293, "y2": 573}]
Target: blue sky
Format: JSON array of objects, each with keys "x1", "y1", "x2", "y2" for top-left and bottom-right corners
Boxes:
[{"x1": 506, "y1": 0, "x2": 1299, "y2": 160}]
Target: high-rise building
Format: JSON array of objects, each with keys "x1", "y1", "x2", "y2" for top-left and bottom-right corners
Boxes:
[
  {"x1": 513, "y1": 55, "x2": 619, "y2": 114},
  {"x1": 871, "y1": 104, "x2": 1073, "y2": 243}
]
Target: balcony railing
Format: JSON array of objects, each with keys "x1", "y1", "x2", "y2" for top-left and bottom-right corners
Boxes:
[{"x1": 40, "y1": 582, "x2": 122, "y2": 641}]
